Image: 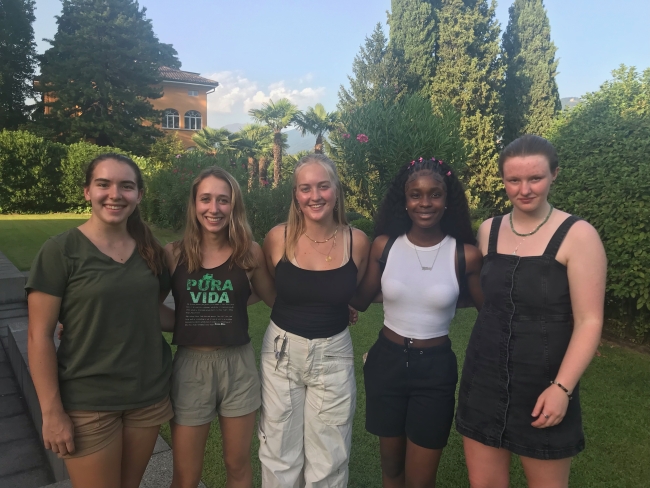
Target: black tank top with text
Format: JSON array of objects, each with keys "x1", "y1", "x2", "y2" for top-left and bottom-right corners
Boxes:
[{"x1": 171, "y1": 258, "x2": 251, "y2": 346}]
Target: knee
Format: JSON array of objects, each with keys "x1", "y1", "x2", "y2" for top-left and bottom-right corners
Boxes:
[
  {"x1": 468, "y1": 473, "x2": 508, "y2": 488},
  {"x1": 381, "y1": 458, "x2": 405, "y2": 480},
  {"x1": 224, "y1": 453, "x2": 251, "y2": 481},
  {"x1": 171, "y1": 472, "x2": 202, "y2": 488}
]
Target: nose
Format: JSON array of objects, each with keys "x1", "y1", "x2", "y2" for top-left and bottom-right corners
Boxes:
[
  {"x1": 108, "y1": 184, "x2": 121, "y2": 200},
  {"x1": 420, "y1": 195, "x2": 433, "y2": 207}
]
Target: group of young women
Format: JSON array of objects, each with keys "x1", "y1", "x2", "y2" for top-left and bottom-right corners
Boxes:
[{"x1": 26, "y1": 134, "x2": 606, "y2": 488}]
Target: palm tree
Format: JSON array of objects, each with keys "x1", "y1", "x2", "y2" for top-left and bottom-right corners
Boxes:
[
  {"x1": 234, "y1": 124, "x2": 273, "y2": 190},
  {"x1": 192, "y1": 127, "x2": 239, "y2": 157},
  {"x1": 248, "y1": 98, "x2": 299, "y2": 187},
  {"x1": 294, "y1": 103, "x2": 339, "y2": 154}
]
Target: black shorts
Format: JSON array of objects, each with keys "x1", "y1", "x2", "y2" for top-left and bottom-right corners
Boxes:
[{"x1": 363, "y1": 329, "x2": 458, "y2": 450}]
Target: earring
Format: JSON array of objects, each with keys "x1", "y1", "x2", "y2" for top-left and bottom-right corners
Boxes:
[{"x1": 445, "y1": 206, "x2": 448, "y2": 209}]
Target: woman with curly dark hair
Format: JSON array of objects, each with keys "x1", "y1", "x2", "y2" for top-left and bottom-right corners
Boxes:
[{"x1": 350, "y1": 157, "x2": 484, "y2": 487}]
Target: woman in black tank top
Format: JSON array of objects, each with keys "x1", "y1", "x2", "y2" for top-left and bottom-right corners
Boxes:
[
  {"x1": 259, "y1": 154, "x2": 370, "y2": 488},
  {"x1": 162, "y1": 167, "x2": 276, "y2": 488},
  {"x1": 457, "y1": 136, "x2": 606, "y2": 488}
]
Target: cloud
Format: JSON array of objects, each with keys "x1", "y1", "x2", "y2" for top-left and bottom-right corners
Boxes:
[{"x1": 202, "y1": 70, "x2": 326, "y2": 124}]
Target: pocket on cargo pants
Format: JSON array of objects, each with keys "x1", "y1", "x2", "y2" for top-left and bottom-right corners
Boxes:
[{"x1": 318, "y1": 332, "x2": 356, "y2": 426}]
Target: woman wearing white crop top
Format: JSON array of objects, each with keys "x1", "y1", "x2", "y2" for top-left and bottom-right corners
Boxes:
[{"x1": 351, "y1": 157, "x2": 484, "y2": 488}]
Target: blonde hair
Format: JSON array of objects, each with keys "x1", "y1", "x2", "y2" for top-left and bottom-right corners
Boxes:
[
  {"x1": 175, "y1": 166, "x2": 256, "y2": 272},
  {"x1": 284, "y1": 153, "x2": 348, "y2": 260}
]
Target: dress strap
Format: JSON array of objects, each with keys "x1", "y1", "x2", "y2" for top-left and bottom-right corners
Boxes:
[
  {"x1": 348, "y1": 226, "x2": 353, "y2": 254},
  {"x1": 543, "y1": 216, "x2": 581, "y2": 258},
  {"x1": 488, "y1": 216, "x2": 503, "y2": 254}
]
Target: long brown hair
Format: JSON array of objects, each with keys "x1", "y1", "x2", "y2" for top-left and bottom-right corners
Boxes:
[
  {"x1": 84, "y1": 153, "x2": 166, "y2": 275},
  {"x1": 175, "y1": 166, "x2": 256, "y2": 272},
  {"x1": 284, "y1": 153, "x2": 348, "y2": 260}
]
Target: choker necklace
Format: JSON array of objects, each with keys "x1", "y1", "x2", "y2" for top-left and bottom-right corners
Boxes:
[
  {"x1": 413, "y1": 240, "x2": 443, "y2": 271},
  {"x1": 510, "y1": 204, "x2": 554, "y2": 237},
  {"x1": 304, "y1": 226, "x2": 338, "y2": 244}
]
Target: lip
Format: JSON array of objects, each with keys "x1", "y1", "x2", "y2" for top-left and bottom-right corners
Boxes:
[
  {"x1": 204, "y1": 215, "x2": 224, "y2": 224},
  {"x1": 103, "y1": 204, "x2": 126, "y2": 211},
  {"x1": 518, "y1": 197, "x2": 534, "y2": 204}
]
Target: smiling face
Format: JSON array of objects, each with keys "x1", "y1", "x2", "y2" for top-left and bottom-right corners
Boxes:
[
  {"x1": 405, "y1": 172, "x2": 447, "y2": 230},
  {"x1": 194, "y1": 175, "x2": 232, "y2": 235},
  {"x1": 84, "y1": 159, "x2": 142, "y2": 225},
  {"x1": 294, "y1": 162, "x2": 337, "y2": 223},
  {"x1": 502, "y1": 154, "x2": 558, "y2": 212}
]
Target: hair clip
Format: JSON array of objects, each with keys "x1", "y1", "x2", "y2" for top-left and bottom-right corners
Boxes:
[
  {"x1": 410, "y1": 160, "x2": 415, "y2": 167},
  {"x1": 439, "y1": 160, "x2": 443, "y2": 165},
  {"x1": 446, "y1": 171, "x2": 452, "y2": 176},
  {"x1": 418, "y1": 157, "x2": 423, "y2": 162}
]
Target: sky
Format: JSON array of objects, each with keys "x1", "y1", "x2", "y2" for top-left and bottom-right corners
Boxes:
[{"x1": 33, "y1": 0, "x2": 650, "y2": 129}]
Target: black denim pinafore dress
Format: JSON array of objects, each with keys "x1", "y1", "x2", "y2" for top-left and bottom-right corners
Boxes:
[{"x1": 456, "y1": 215, "x2": 584, "y2": 460}]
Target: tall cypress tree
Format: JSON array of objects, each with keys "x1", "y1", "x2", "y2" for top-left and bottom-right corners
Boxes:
[
  {"x1": 37, "y1": 0, "x2": 180, "y2": 154},
  {"x1": 388, "y1": 0, "x2": 436, "y2": 95},
  {"x1": 0, "y1": 0, "x2": 37, "y2": 130},
  {"x1": 502, "y1": 0, "x2": 560, "y2": 143},
  {"x1": 338, "y1": 23, "x2": 411, "y2": 110},
  {"x1": 430, "y1": 0, "x2": 505, "y2": 211}
]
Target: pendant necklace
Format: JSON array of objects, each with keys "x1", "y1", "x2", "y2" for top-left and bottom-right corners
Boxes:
[
  {"x1": 413, "y1": 240, "x2": 442, "y2": 271},
  {"x1": 510, "y1": 204, "x2": 554, "y2": 255},
  {"x1": 307, "y1": 233, "x2": 337, "y2": 262}
]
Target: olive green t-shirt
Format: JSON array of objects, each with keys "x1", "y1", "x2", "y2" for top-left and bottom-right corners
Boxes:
[{"x1": 25, "y1": 228, "x2": 172, "y2": 411}]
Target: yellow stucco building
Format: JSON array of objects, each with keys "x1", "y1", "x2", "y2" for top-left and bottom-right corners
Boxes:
[{"x1": 154, "y1": 67, "x2": 219, "y2": 148}]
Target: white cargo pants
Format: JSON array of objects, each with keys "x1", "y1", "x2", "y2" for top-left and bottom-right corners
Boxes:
[{"x1": 258, "y1": 320, "x2": 356, "y2": 488}]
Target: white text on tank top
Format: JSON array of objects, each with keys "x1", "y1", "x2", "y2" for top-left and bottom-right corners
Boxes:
[{"x1": 381, "y1": 234, "x2": 459, "y2": 339}]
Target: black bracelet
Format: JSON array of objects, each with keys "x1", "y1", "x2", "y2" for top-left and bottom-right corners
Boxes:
[{"x1": 550, "y1": 380, "x2": 573, "y2": 400}]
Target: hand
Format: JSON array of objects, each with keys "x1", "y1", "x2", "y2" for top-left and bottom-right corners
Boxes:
[
  {"x1": 348, "y1": 305, "x2": 359, "y2": 326},
  {"x1": 42, "y1": 410, "x2": 75, "y2": 457},
  {"x1": 56, "y1": 323, "x2": 63, "y2": 341},
  {"x1": 531, "y1": 384, "x2": 570, "y2": 429}
]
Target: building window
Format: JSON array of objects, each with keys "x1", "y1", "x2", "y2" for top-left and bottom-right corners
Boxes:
[
  {"x1": 185, "y1": 110, "x2": 202, "y2": 130},
  {"x1": 162, "y1": 108, "x2": 179, "y2": 129},
  {"x1": 188, "y1": 90, "x2": 198, "y2": 96}
]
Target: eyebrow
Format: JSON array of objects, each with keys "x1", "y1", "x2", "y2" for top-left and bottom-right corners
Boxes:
[
  {"x1": 299, "y1": 181, "x2": 331, "y2": 186},
  {"x1": 94, "y1": 178, "x2": 137, "y2": 185},
  {"x1": 198, "y1": 193, "x2": 230, "y2": 198}
]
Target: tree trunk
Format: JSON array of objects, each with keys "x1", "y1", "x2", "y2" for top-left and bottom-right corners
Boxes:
[
  {"x1": 273, "y1": 131, "x2": 282, "y2": 187},
  {"x1": 247, "y1": 156, "x2": 256, "y2": 191},
  {"x1": 259, "y1": 156, "x2": 269, "y2": 186},
  {"x1": 314, "y1": 133, "x2": 323, "y2": 154}
]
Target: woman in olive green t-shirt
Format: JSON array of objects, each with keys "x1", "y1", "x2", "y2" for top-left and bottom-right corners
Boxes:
[{"x1": 26, "y1": 154, "x2": 173, "y2": 488}]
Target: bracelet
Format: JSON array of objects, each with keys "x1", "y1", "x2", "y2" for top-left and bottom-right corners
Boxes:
[{"x1": 550, "y1": 380, "x2": 573, "y2": 400}]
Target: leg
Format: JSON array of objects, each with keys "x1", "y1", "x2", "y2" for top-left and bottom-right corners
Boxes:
[
  {"x1": 170, "y1": 421, "x2": 212, "y2": 488},
  {"x1": 403, "y1": 439, "x2": 443, "y2": 488},
  {"x1": 463, "y1": 436, "x2": 511, "y2": 488},
  {"x1": 520, "y1": 456, "x2": 571, "y2": 488},
  {"x1": 120, "y1": 425, "x2": 161, "y2": 488},
  {"x1": 378, "y1": 436, "x2": 407, "y2": 488},
  {"x1": 64, "y1": 431, "x2": 123, "y2": 488},
  {"x1": 219, "y1": 411, "x2": 257, "y2": 488}
]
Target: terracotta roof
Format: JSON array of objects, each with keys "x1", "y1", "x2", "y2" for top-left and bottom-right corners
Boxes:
[{"x1": 159, "y1": 66, "x2": 219, "y2": 87}]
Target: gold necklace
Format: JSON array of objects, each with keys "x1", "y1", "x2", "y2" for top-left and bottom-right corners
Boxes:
[
  {"x1": 309, "y1": 234, "x2": 337, "y2": 262},
  {"x1": 304, "y1": 227, "x2": 338, "y2": 244}
]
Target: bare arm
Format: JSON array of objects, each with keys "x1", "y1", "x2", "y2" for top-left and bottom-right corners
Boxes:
[
  {"x1": 349, "y1": 235, "x2": 388, "y2": 312},
  {"x1": 27, "y1": 291, "x2": 75, "y2": 456},
  {"x1": 531, "y1": 221, "x2": 606, "y2": 428},
  {"x1": 463, "y1": 243, "x2": 484, "y2": 310},
  {"x1": 249, "y1": 242, "x2": 276, "y2": 308},
  {"x1": 158, "y1": 243, "x2": 180, "y2": 332}
]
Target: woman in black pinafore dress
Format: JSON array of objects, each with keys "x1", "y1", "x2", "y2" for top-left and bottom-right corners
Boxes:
[{"x1": 456, "y1": 135, "x2": 607, "y2": 488}]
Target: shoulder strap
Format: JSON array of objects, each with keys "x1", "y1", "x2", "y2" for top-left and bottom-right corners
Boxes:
[
  {"x1": 543, "y1": 216, "x2": 581, "y2": 258},
  {"x1": 348, "y1": 226, "x2": 353, "y2": 254},
  {"x1": 456, "y1": 239, "x2": 467, "y2": 296},
  {"x1": 378, "y1": 235, "x2": 397, "y2": 275},
  {"x1": 488, "y1": 216, "x2": 503, "y2": 254}
]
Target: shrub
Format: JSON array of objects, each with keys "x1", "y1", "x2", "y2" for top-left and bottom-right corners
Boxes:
[
  {"x1": 548, "y1": 65, "x2": 650, "y2": 342},
  {"x1": 0, "y1": 130, "x2": 66, "y2": 213},
  {"x1": 328, "y1": 94, "x2": 466, "y2": 218},
  {"x1": 243, "y1": 183, "x2": 293, "y2": 242},
  {"x1": 350, "y1": 218, "x2": 374, "y2": 239}
]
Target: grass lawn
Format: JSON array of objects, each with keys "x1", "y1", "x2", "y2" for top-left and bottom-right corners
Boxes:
[{"x1": 1, "y1": 217, "x2": 649, "y2": 487}]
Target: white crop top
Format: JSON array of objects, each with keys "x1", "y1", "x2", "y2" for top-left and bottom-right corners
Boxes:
[{"x1": 382, "y1": 234, "x2": 459, "y2": 339}]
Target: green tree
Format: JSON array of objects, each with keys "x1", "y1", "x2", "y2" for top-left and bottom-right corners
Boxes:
[
  {"x1": 192, "y1": 127, "x2": 239, "y2": 156},
  {"x1": 293, "y1": 103, "x2": 339, "y2": 154},
  {"x1": 249, "y1": 98, "x2": 299, "y2": 187},
  {"x1": 37, "y1": 0, "x2": 180, "y2": 154},
  {"x1": 430, "y1": 0, "x2": 504, "y2": 212},
  {"x1": 233, "y1": 123, "x2": 273, "y2": 190},
  {"x1": 338, "y1": 23, "x2": 411, "y2": 110},
  {"x1": 388, "y1": 0, "x2": 436, "y2": 95},
  {"x1": 0, "y1": 0, "x2": 37, "y2": 130},
  {"x1": 548, "y1": 65, "x2": 650, "y2": 341},
  {"x1": 502, "y1": 0, "x2": 561, "y2": 143}
]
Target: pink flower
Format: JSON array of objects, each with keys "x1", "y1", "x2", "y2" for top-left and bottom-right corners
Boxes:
[
  {"x1": 356, "y1": 133, "x2": 369, "y2": 143},
  {"x1": 341, "y1": 133, "x2": 351, "y2": 139},
  {"x1": 175, "y1": 154, "x2": 181, "y2": 158},
  {"x1": 172, "y1": 169, "x2": 178, "y2": 174}
]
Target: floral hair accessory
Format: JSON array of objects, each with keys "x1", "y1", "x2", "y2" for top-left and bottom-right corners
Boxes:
[
  {"x1": 419, "y1": 157, "x2": 423, "y2": 162},
  {"x1": 410, "y1": 160, "x2": 416, "y2": 166},
  {"x1": 439, "y1": 159, "x2": 443, "y2": 165},
  {"x1": 446, "y1": 171, "x2": 452, "y2": 176}
]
